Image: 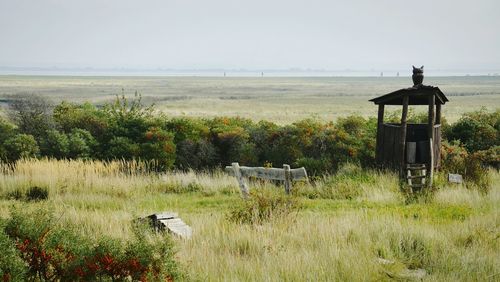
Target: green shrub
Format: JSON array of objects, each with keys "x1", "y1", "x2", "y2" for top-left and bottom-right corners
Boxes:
[
  {"x1": 0, "y1": 226, "x2": 27, "y2": 282},
  {"x1": 2, "y1": 207, "x2": 183, "y2": 281},
  {"x1": 25, "y1": 186, "x2": 49, "y2": 202},
  {"x1": 228, "y1": 189, "x2": 300, "y2": 224},
  {"x1": 67, "y1": 129, "x2": 96, "y2": 159},
  {"x1": 7, "y1": 94, "x2": 55, "y2": 140},
  {"x1": 313, "y1": 164, "x2": 376, "y2": 200},
  {"x1": 295, "y1": 157, "x2": 332, "y2": 178},
  {"x1": 40, "y1": 129, "x2": 69, "y2": 159},
  {"x1": 141, "y1": 127, "x2": 176, "y2": 170},
  {"x1": 175, "y1": 139, "x2": 217, "y2": 170},
  {"x1": 441, "y1": 141, "x2": 491, "y2": 191},
  {"x1": 0, "y1": 117, "x2": 16, "y2": 161},
  {"x1": 474, "y1": 145, "x2": 500, "y2": 168},
  {"x1": 53, "y1": 101, "x2": 108, "y2": 137},
  {"x1": 2, "y1": 134, "x2": 39, "y2": 161},
  {"x1": 446, "y1": 108, "x2": 499, "y2": 153},
  {"x1": 107, "y1": 136, "x2": 141, "y2": 159},
  {"x1": 5, "y1": 96, "x2": 498, "y2": 177}
]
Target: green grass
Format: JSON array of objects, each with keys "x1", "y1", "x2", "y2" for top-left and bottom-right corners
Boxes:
[
  {"x1": 1, "y1": 75, "x2": 499, "y2": 123},
  {"x1": 0, "y1": 159, "x2": 498, "y2": 281}
]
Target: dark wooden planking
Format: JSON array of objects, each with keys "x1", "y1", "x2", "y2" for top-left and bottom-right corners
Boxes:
[
  {"x1": 406, "y1": 142, "x2": 416, "y2": 164},
  {"x1": 436, "y1": 103, "x2": 442, "y2": 125},
  {"x1": 376, "y1": 104, "x2": 385, "y2": 164},
  {"x1": 369, "y1": 86, "x2": 448, "y2": 105},
  {"x1": 399, "y1": 95, "x2": 409, "y2": 176},
  {"x1": 150, "y1": 212, "x2": 177, "y2": 220},
  {"x1": 434, "y1": 125, "x2": 441, "y2": 169},
  {"x1": 382, "y1": 125, "x2": 393, "y2": 168}
]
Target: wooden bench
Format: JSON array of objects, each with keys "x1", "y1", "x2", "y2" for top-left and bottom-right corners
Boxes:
[{"x1": 225, "y1": 162, "x2": 308, "y2": 199}]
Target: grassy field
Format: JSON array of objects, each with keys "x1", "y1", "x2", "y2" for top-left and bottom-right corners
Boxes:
[
  {"x1": 0, "y1": 159, "x2": 498, "y2": 281},
  {"x1": 1, "y1": 75, "x2": 499, "y2": 123},
  {"x1": 0, "y1": 76, "x2": 499, "y2": 280}
]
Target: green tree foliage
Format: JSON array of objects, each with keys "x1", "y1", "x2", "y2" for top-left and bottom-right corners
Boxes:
[
  {"x1": 165, "y1": 117, "x2": 216, "y2": 169},
  {"x1": 141, "y1": 127, "x2": 176, "y2": 170},
  {"x1": 446, "y1": 108, "x2": 499, "y2": 152},
  {"x1": 0, "y1": 117, "x2": 16, "y2": 161},
  {"x1": 40, "y1": 129, "x2": 69, "y2": 159},
  {"x1": 67, "y1": 129, "x2": 96, "y2": 159},
  {"x1": 53, "y1": 101, "x2": 108, "y2": 137},
  {"x1": 3, "y1": 134, "x2": 39, "y2": 161},
  {"x1": 7, "y1": 94, "x2": 54, "y2": 139},
  {"x1": 3, "y1": 94, "x2": 498, "y2": 174}
]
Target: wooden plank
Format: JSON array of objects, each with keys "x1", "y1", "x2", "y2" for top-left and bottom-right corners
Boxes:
[
  {"x1": 231, "y1": 162, "x2": 250, "y2": 199},
  {"x1": 428, "y1": 138, "x2": 434, "y2": 188},
  {"x1": 143, "y1": 212, "x2": 192, "y2": 239},
  {"x1": 150, "y1": 212, "x2": 177, "y2": 220},
  {"x1": 283, "y1": 164, "x2": 291, "y2": 194},
  {"x1": 406, "y1": 142, "x2": 416, "y2": 164},
  {"x1": 428, "y1": 95, "x2": 435, "y2": 187},
  {"x1": 382, "y1": 124, "x2": 394, "y2": 168},
  {"x1": 376, "y1": 104, "x2": 385, "y2": 165},
  {"x1": 225, "y1": 166, "x2": 307, "y2": 181},
  {"x1": 407, "y1": 169, "x2": 412, "y2": 187},
  {"x1": 400, "y1": 95, "x2": 409, "y2": 178},
  {"x1": 434, "y1": 125, "x2": 441, "y2": 169},
  {"x1": 160, "y1": 218, "x2": 184, "y2": 225},
  {"x1": 393, "y1": 126, "x2": 400, "y2": 168},
  {"x1": 436, "y1": 103, "x2": 441, "y2": 125}
]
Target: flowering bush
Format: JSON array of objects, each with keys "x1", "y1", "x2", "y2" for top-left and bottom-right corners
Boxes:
[
  {"x1": 441, "y1": 141, "x2": 491, "y2": 191},
  {"x1": 2, "y1": 207, "x2": 183, "y2": 281},
  {"x1": 3, "y1": 95, "x2": 498, "y2": 176}
]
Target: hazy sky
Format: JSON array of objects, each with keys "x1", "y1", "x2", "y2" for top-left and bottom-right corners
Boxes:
[{"x1": 1, "y1": 0, "x2": 499, "y2": 71}]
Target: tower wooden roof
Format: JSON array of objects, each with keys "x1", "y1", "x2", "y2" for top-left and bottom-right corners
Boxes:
[{"x1": 369, "y1": 84, "x2": 448, "y2": 105}]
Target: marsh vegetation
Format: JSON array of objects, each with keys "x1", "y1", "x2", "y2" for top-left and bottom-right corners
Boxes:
[{"x1": 0, "y1": 159, "x2": 498, "y2": 281}]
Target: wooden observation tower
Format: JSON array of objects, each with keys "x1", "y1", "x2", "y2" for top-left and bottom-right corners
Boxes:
[{"x1": 369, "y1": 66, "x2": 448, "y2": 189}]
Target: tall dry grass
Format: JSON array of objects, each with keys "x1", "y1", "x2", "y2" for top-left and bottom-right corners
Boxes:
[{"x1": 0, "y1": 159, "x2": 498, "y2": 281}]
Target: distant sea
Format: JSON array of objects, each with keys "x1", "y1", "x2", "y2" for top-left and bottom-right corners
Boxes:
[{"x1": 0, "y1": 67, "x2": 498, "y2": 77}]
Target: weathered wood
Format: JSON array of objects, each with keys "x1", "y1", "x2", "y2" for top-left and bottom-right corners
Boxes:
[
  {"x1": 399, "y1": 95, "x2": 409, "y2": 177},
  {"x1": 448, "y1": 173, "x2": 463, "y2": 184},
  {"x1": 406, "y1": 142, "x2": 416, "y2": 164},
  {"x1": 226, "y1": 163, "x2": 307, "y2": 197},
  {"x1": 428, "y1": 139, "x2": 434, "y2": 188},
  {"x1": 225, "y1": 165, "x2": 308, "y2": 181},
  {"x1": 393, "y1": 127, "x2": 401, "y2": 168},
  {"x1": 427, "y1": 95, "x2": 435, "y2": 187},
  {"x1": 159, "y1": 218, "x2": 192, "y2": 239},
  {"x1": 382, "y1": 126, "x2": 392, "y2": 167},
  {"x1": 436, "y1": 103, "x2": 441, "y2": 125},
  {"x1": 376, "y1": 104, "x2": 385, "y2": 164},
  {"x1": 150, "y1": 212, "x2": 177, "y2": 220},
  {"x1": 232, "y1": 162, "x2": 249, "y2": 199},
  {"x1": 434, "y1": 125, "x2": 441, "y2": 169},
  {"x1": 142, "y1": 212, "x2": 192, "y2": 239},
  {"x1": 283, "y1": 164, "x2": 291, "y2": 194}
]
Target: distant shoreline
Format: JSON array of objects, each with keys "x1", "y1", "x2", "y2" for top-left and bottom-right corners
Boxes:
[
  {"x1": 0, "y1": 67, "x2": 498, "y2": 78},
  {"x1": 1, "y1": 73, "x2": 499, "y2": 78}
]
